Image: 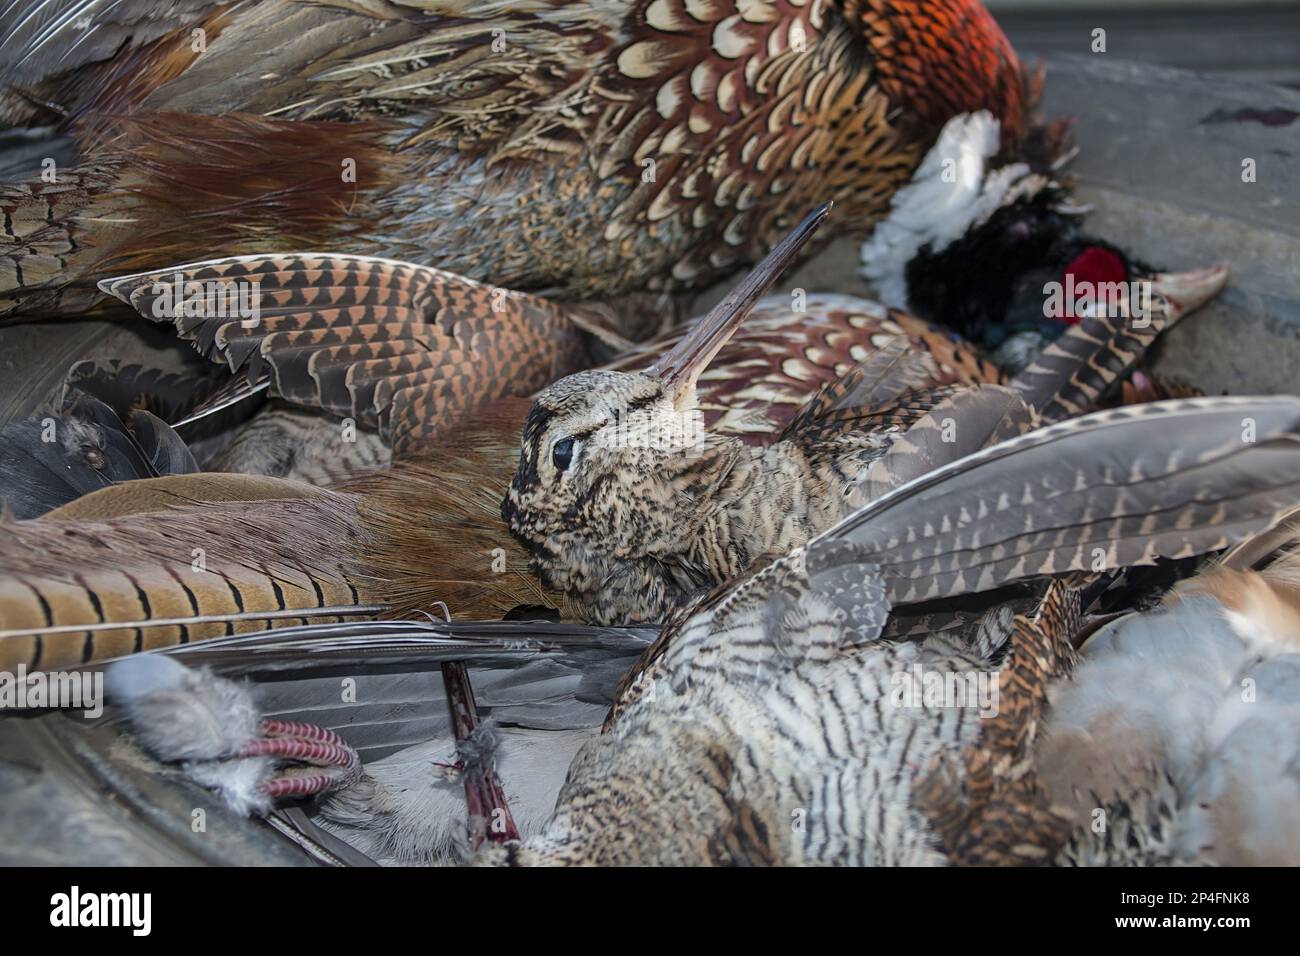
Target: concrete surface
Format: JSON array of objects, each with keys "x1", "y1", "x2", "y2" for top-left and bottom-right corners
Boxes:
[{"x1": 1035, "y1": 55, "x2": 1300, "y2": 395}]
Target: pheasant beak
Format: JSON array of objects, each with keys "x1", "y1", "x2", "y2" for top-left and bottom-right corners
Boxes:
[
  {"x1": 650, "y1": 201, "x2": 833, "y2": 406},
  {"x1": 1146, "y1": 265, "x2": 1230, "y2": 321}
]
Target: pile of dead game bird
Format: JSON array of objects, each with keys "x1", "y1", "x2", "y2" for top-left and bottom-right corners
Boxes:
[{"x1": 0, "y1": 0, "x2": 1295, "y2": 867}]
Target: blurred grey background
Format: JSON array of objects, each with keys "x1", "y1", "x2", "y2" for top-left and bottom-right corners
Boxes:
[{"x1": 987, "y1": 0, "x2": 1300, "y2": 87}]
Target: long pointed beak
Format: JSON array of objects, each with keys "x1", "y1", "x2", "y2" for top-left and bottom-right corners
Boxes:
[
  {"x1": 1148, "y1": 265, "x2": 1230, "y2": 319},
  {"x1": 649, "y1": 201, "x2": 833, "y2": 404}
]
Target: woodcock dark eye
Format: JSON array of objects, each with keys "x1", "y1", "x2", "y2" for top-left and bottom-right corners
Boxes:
[{"x1": 552, "y1": 437, "x2": 575, "y2": 471}]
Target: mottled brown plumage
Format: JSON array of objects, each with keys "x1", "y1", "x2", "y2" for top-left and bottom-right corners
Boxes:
[
  {"x1": 480, "y1": 395, "x2": 1300, "y2": 866},
  {"x1": 1, "y1": 0, "x2": 1034, "y2": 319},
  {"x1": 1039, "y1": 522, "x2": 1300, "y2": 866},
  {"x1": 101, "y1": 245, "x2": 1010, "y2": 474},
  {"x1": 914, "y1": 580, "x2": 1080, "y2": 866},
  {"x1": 608, "y1": 293, "x2": 1005, "y2": 437},
  {"x1": 504, "y1": 251, "x2": 1228, "y2": 625}
]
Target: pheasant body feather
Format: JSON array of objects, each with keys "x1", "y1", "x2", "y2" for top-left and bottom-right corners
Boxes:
[{"x1": 1, "y1": 0, "x2": 1031, "y2": 316}]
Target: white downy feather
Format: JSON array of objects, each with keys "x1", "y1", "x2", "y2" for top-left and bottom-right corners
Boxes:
[{"x1": 859, "y1": 111, "x2": 1041, "y2": 309}]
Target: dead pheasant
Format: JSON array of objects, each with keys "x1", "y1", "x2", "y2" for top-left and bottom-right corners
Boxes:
[
  {"x1": 0, "y1": 0, "x2": 1037, "y2": 322},
  {"x1": 6, "y1": 2, "x2": 1174, "y2": 464}
]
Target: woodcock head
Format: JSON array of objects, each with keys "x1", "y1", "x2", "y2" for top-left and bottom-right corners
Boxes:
[{"x1": 503, "y1": 204, "x2": 833, "y2": 617}]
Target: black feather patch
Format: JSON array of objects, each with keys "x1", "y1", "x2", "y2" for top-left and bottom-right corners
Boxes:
[
  {"x1": 0, "y1": 395, "x2": 197, "y2": 518},
  {"x1": 902, "y1": 191, "x2": 1155, "y2": 350}
]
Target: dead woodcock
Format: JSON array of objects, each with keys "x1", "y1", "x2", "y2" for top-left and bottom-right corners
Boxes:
[
  {"x1": 503, "y1": 205, "x2": 1231, "y2": 624},
  {"x1": 1, "y1": 0, "x2": 1036, "y2": 323},
  {"x1": 478, "y1": 395, "x2": 1300, "y2": 866}
]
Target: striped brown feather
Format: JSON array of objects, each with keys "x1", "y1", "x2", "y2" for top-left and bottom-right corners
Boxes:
[
  {"x1": 1009, "y1": 267, "x2": 1228, "y2": 426},
  {"x1": 829, "y1": 397, "x2": 1300, "y2": 606},
  {"x1": 100, "y1": 253, "x2": 590, "y2": 455},
  {"x1": 0, "y1": 476, "x2": 377, "y2": 671},
  {"x1": 914, "y1": 580, "x2": 1080, "y2": 865}
]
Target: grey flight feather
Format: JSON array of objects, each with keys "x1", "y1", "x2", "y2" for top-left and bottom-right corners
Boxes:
[
  {"x1": 852, "y1": 384, "x2": 1034, "y2": 501},
  {"x1": 819, "y1": 396, "x2": 1300, "y2": 606}
]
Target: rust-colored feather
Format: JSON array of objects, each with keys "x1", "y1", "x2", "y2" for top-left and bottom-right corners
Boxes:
[
  {"x1": 1, "y1": 112, "x2": 402, "y2": 318},
  {"x1": 99, "y1": 252, "x2": 590, "y2": 454},
  {"x1": 94, "y1": 113, "x2": 402, "y2": 272},
  {"x1": 913, "y1": 581, "x2": 1079, "y2": 866},
  {"x1": 346, "y1": 398, "x2": 577, "y2": 621},
  {"x1": 843, "y1": 0, "x2": 1028, "y2": 149}
]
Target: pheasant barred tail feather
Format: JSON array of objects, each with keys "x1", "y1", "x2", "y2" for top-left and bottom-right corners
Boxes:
[
  {"x1": 825, "y1": 396, "x2": 1300, "y2": 606},
  {"x1": 0, "y1": 475, "x2": 379, "y2": 672},
  {"x1": 1010, "y1": 266, "x2": 1229, "y2": 425}
]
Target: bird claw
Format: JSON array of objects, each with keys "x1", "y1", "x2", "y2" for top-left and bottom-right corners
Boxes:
[{"x1": 237, "y1": 719, "x2": 363, "y2": 800}]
